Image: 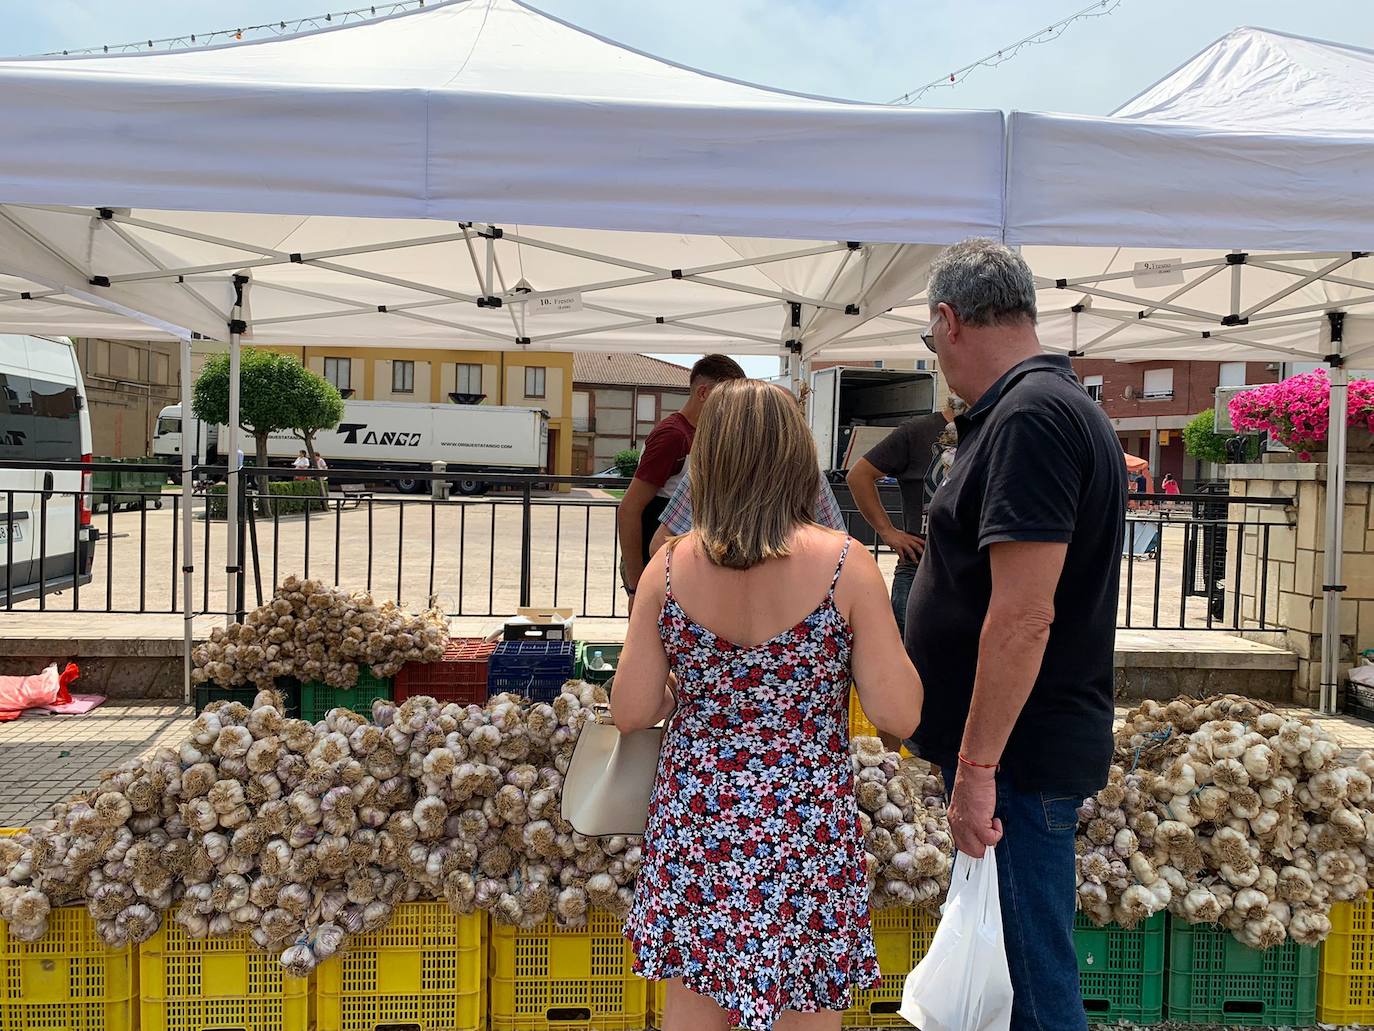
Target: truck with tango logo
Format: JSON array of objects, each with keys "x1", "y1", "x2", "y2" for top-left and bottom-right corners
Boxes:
[{"x1": 152, "y1": 400, "x2": 548, "y2": 495}]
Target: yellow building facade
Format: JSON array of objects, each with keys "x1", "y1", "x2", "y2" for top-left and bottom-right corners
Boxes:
[{"x1": 261, "y1": 346, "x2": 575, "y2": 484}]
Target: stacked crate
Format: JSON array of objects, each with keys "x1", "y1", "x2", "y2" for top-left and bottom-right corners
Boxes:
[
  {"x1": 299, "y1": 666, "x2": 394, "y2": 721},
  {"x1": 394, "y1": 639, "x2": 498, "y2": 705}
]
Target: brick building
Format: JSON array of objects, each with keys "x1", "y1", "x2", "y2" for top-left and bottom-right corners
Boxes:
[
  {"x1": 571, "y1": 354, "x2": 693, "y2": 474},
  {"x1": 1069, "y1": 358, "x2": 1281, "y2": 484}
]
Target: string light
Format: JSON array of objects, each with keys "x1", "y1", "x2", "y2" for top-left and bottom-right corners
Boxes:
[
  {"x1": 41, "y1": 0, "x2": 430, "y2": 56},
  {"x1": 889, "y1": 0, "x2": 1126, "y2": 105}
]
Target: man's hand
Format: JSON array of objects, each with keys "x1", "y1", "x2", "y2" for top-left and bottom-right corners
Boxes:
[
  {"x1": 881, "y1": 528, "x2": 925, "y2": 565},
  {"x1": 948, "y1": 764, "x2": 1003, "y2": 858}
]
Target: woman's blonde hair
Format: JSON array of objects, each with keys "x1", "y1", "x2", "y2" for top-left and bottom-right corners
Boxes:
[{"x1": 689, "y1": 380, "x2": 820, "y2": 570}]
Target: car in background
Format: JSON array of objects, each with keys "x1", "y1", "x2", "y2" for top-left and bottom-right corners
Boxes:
[{"x1": 0, "y1": 336, "x2": 96, "y2": 604}]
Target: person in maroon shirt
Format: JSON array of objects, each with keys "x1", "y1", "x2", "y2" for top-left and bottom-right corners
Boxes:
[{"x1": 618, "y1": 355, "x2": 745, "y2": 612}]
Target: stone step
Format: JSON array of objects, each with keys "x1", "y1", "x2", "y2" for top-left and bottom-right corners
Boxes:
[
  {"x1": 0, "y1": 616, "x2": 1300, "y2": 703},
  {"x1": 1114, "y1": 629, "x2": 1297, "y2": 701}
]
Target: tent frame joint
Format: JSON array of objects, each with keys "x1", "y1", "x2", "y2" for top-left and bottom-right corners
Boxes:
[
  {"x1": 89, "y1": 276, "x2": 110, "y2": 288},
  {"x1": 844, "y1": 304, "x2": 860, "y2": 315},
  {"x1": 1226, "y1": 252, "x2": 1249, "y2": 265},
  {"x1": 476, "y1": 296, "x2": 503, "y2": 308},
  {"x1": 1220, "y1": 314, "x2": 1249, "y2": 327},
  {"x1": 1323, "y1": 584, "x2": 1348, "y2": 593}
]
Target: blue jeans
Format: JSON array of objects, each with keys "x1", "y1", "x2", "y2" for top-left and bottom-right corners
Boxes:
[
  {"x1": 942, "y1": 766, "x2": 1086, "y2": 1031},
  {"x1": 891, "y1": 566, "x2": 916, "y2": 639}
]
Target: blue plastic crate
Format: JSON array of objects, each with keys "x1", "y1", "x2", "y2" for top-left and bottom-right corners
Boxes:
[{"x1": 488, "y1": 641, "x2": 575, "y2": 701}]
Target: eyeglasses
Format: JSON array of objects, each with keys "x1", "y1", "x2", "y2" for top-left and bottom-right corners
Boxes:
[{"x1": 921, "y1": 313, "x2": 943, "y2": 354}]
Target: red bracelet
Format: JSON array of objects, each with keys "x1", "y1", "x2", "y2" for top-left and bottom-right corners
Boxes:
[{"x1": 958, "y1": 753, "x2": 999, "y2": 771}]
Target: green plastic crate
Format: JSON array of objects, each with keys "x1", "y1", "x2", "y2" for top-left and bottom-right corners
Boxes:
[
  {"x1": 300, "y1": 668, "x2": 393, "y2": 722},
  {"x1": 1166, "y1": 916, "x2": 1318, "y2": 1026},
  {"x1": 1075, "y1": 912, "x2": 1164, "y2": 1024},
  {"x1": 573, "y1": 642, "x2": 622, "y2": 685},
  {"x1": 195, "y1": 678, "x2": 300, "y2": 718}
]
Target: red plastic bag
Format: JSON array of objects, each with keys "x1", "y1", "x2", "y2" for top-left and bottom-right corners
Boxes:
[{"x1": 0, "y1": 662, "x2": 78, "y2": 719}]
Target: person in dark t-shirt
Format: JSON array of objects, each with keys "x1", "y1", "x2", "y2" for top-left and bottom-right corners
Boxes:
[
  {"x1": 617, "y1": 355, "x2": 744, "y2": 613},
  {"x1": 846, "y1": 395, "x2": 964, "y2": 638},
  {"x1": 908, "y1": 239, "x2": 1125, "y2": 1031}
]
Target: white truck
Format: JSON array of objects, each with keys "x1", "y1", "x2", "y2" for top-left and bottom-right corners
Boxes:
[
  {"x1": 0, "y1": 335, "x2": 97, "y2": 603},
  {"x1": 806, "y1": 366, "x2": 939, "y2": 477},
  {"x1": 153, "y1": 400, "x2": 549, "y2": 494}
]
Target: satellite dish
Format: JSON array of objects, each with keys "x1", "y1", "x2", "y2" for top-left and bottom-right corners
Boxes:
[{"x1": 1123, "y1": 385, "x2": 1136, "y2": 400}]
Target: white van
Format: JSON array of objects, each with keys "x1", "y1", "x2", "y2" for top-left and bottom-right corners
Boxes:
[{"x1": 0, "y1": 336, "x2": 96, "y2": 604}]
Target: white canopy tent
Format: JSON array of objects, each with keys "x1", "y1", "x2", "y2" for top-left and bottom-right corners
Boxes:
[
  {"x1": 0, "y1": 0, "x2": 1004, "y2": 360},
  {"x1": 0, "y1": 0, "x2": 1005, "y2": 694},
  {"x1": 1002, "y1": 28, "x2": 1374, "y2": 714}
]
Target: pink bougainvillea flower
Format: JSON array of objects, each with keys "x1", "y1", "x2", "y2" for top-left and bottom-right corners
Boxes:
[{"x1": 1229, "y1": 370, "x2": 1374, "y2": 457}]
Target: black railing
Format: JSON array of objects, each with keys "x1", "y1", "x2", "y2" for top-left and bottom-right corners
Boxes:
[{"x1": 0, "y1": 460, "x2": 1291, "y2": 632}]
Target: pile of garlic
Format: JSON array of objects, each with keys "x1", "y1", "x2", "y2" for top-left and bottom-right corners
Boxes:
[
  {"x1": 0, "y1": 684, "x2": 952, "y2": 967},
  {"x1": 852, "y1": 740, "x2": 953, "y2": 910},
  {"x1": 0, "y1": 681, "x2": 632, "y2": 967},
  {"x1": 1076, "y1": 693, "x2": 1374, "y2": 949},
  {"x1": 190, "y1": 576, "x2": 448, "y2": 689}
]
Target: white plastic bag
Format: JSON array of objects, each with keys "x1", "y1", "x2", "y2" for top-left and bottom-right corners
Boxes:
[{"x1": 899, "y1": 849, "x2": 1013, "y2": 1031}]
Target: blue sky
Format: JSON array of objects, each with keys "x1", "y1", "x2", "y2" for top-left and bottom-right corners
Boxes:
[{"x1": 11, "y1": 0, "x2": 1373, "y2": 375}]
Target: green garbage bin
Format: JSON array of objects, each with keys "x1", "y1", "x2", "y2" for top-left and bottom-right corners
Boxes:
[{"x1": 90, "y1": 460, "x2": 121, "y2": 513}]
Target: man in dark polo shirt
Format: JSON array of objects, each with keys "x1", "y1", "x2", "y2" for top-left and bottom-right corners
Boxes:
[
  {"x1": 846, "y1": 394, "x2": 964, "y2": 638},
  {"x1": 906, "y1": 239, "x2": 1125, "y2": 1031}
]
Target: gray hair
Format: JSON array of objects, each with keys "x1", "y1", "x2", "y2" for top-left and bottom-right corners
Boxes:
[{"x1": 927, "y1": 238, "x2": 1037, "y2": 327}]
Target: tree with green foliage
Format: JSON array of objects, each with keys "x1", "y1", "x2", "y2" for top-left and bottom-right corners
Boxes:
[
  {"x1": 1182, "y1": 408, "x2": 1259, "y2": 466},
  {"x1": 613, "y1": 449, "x2": 641, "y2": 478},
  {"x1": 193, "y1": 348, "x2": 343, "y2": 509}
]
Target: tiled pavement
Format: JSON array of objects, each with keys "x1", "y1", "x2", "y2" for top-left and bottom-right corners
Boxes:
[{"x1": 0, "y1": 702, "x2": 190, "y2": 829}]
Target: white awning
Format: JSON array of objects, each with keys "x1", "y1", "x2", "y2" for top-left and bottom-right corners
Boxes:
[{"x1": 0, "y1": 0, "x2": 1005, "y2": 358}]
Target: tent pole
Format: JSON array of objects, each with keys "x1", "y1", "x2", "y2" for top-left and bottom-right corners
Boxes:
[
  {"x1": 180, "y1": 336, "x2": 194, "y2": 705},
  {"x1": 1320, "y1": 313, "x2": 1348, "y2": 715},
  {"x1": 225, "y1": 275, "x2": 249, "y2": 626}
]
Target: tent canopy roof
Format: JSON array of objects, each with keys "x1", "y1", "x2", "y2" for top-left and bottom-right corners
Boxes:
[
  {"x1": 1008, "y1": 26, "x2": 1374, "y2": 365},
  {"x1": 0, "y1": 0, "x2": 1003, "y2": 357},
  {"x1": 1114, "y1": 27, "x2": 1374, "y2": 134}
]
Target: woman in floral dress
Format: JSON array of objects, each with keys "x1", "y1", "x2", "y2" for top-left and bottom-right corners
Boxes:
[{"x1": 613, "y1": 380, "x2": 922, "y2": 1031}]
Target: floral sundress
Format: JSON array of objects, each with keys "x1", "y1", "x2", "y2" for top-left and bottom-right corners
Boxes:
[{"x1": 624, "y1": 537, "x2": 879, "y2": 1030}]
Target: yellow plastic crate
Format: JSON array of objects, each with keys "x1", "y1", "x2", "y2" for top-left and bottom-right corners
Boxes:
[
  {"x1": 849, "y1": 686, "x2": 879, "y2": 738},
  {"x1": 1320, "y1": 891, "x2": 1374, "y2": 1024},
  {"x1": 1, "y1": 904, "x2": 136, "y2": 1031},
  {"x1": 844, "y1": 907, "x2": 939, "y2": 1026},
  {"x1": 316, "y1": 902, "x2": 485, "y2": 1031},
  {"x1": 140, "y1": 922, "x2": 309, "y2": 1031},
  {"x1": 491, "y1": 910, "x2": 647, "y2": 1031}
]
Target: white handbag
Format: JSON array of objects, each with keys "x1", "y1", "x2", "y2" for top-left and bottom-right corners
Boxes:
[{"x1": 561, "y1": 704, "x2": 665, "y2": 837}]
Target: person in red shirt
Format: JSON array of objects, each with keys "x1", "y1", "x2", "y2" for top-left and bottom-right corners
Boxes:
[{"x1": 618, "y1": 354, "x2": 745, "y2": 611}]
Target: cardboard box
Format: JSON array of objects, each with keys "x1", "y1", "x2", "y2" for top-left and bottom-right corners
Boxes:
[{"x1": 503, "y1": 607, "x2": 575, "y2": 642}]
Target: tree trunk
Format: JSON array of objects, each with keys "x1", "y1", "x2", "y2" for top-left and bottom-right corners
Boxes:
[
  {"x1": 254, "y1": 431, "x2": 272, "y2": 516},
  {"x1": 301, "y1": 434, "x2": 329, "y2": 500}
]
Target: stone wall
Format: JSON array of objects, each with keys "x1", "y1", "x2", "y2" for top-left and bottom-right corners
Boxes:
[{"x1": 1230, "y1": 461, "x2": 1374, "y2": 706}]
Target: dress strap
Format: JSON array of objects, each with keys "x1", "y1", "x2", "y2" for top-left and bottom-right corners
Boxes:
[
  {"x1": 664, "y1": 542, "x2": 674, "y2": 596},
  {"x1": 828, "y1": 537, "x2": 852, "y2": 597}
]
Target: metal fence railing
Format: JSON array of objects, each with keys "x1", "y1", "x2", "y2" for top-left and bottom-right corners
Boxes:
[{"x1": 0, "y1": 460, "x2": 1291, "y2": 632}]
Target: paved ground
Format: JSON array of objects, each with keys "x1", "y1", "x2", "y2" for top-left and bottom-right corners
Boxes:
[
  {"x1": 11, "y1": 492, "x2": 1228, "y2": 630},
  {"x1": 0, "y1": 702, "x2": 190, "y2": 828}
]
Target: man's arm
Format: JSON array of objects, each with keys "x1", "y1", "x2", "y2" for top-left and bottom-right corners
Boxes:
[
  {"x1": 846, "y1": 458, "x2": 922, "y2": 563},
  {"x1": 948, "y1": 540, "x2": 1068, "y2": 857},
  {"x1": 616, "y1": 478, "x2": 659, "y2": 596}
]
